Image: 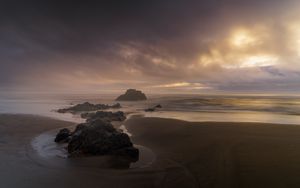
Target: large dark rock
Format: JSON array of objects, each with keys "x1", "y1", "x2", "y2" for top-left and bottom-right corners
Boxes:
[
  {"x1": 54, "y1": 128, "x2": 71, "y2": 143},
  {"x1": 81, "y1": 111, "x2": 126, "y2": 122},
  {"x1": 116, "y1": 89, "x2": 147, "y2": 101},
  {"x1": 54, "y1": 109, "x2": 138, "y2": 162},
  {"x1": 57, "y1": 102, "x2": 121, "y2": 113},
  {"x1": 67, "y1": 119, "x2": 139, "y2": 161}
]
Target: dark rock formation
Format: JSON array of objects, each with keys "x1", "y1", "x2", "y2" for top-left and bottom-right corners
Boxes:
[
  {"x1": 145, "y1": 104, "x2": 162, "y2": 112},
  {"x1": 54, "y1": 109, "x2": 138, "y2": 162},
  {"x1": 81, "y1": 111, "x2": 126, "y2": 122},
  {"x1": 72, "y1": 123, "x2": 87, "y2": 135},
  {"x1": 145, "y1": 108, "x2": 155, "y2": 112},
  {"x1": 57, "y1": 102, "x2": 121, "y2": 113},
  {"x1": 54, "y1": 128, "x2": 71, "y2": 143},
  {"x1": 111, "y1": 103, "x2": 122, "y2": 108},
  {"x1": 116, "y1": 89, "x2": 147, "y2": 101},
  {"x1": 67, "y1": 119, "x2": 139, "y2": 161}
]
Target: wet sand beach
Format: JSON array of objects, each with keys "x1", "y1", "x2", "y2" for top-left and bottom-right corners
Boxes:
[
  {"x1": 126, "y1": 117, "x2": 300, "y2": 188},
  {"x1": 2, "y1": 114, "x2": 300, "y2": 187}
]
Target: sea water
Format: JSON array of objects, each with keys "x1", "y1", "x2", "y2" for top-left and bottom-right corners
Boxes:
[{"x1": 1, "y1": 92, "x2": 300, "y2": 125}]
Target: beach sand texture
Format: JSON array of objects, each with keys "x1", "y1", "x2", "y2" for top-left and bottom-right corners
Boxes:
[{"x1": 2, "y1": 114, "x2": 300, "y2": 187}]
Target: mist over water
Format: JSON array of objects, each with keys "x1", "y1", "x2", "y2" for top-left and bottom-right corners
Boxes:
[{"x1": 1, "y1": 92, "x2": 300, "y2": 125}]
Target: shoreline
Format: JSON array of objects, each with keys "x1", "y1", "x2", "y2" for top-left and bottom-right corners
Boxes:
[{"x1": 2, "y1": 114, "x2": 300, "y2": 187}]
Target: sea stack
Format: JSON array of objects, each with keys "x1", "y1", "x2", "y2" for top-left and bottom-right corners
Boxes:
[{"x1": 116, "y1": 89, "x2": 147, "y2": 101}]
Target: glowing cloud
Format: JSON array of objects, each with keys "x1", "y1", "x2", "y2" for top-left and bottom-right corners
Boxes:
[
  {"x1": 240, "y1": 55, "x2": 278, "y2": 68},
  {"x1": 153, "y1": 82, "x2": 192, "y2": 88},
  {"x1": 230, "y1": 29, "x2": 257, "y2": 48},
  {"x1": 287, "y1": 22, "x2": 300, "y2": 56},
  {"x1": 152, "y1": 82, "x2": 210, "y2": 90},
  {"x1": 194, "y1": 24, "x2": 281, "y2": 70}
]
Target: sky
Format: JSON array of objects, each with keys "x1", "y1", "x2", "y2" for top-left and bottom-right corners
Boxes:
[{"x1": 1, "y1": 0, "x2": 300, "y2": 94}]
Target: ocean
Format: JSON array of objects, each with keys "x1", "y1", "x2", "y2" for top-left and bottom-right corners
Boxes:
[{"x1": 1, "y1": 93, "x2": 300, "y2": 125}]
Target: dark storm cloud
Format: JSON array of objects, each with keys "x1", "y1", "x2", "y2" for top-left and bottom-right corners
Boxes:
[
  {"x1": 0, "y1": 0, "x2": 298, "y2": 92},
  {"x1": 0, "y1": 0, "x2": 288, "y2": 54}
]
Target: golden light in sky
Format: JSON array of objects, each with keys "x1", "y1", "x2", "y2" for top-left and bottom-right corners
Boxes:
[
  {"x1": 195, "y1": 25, "x2": 282, "y2": 70},
  {"x1": 230, "y1": 29, "x2": 257, "y2": 48},
  {"x1": 287, "y1": 22, "x2": 300, "y2": 56},
  {"x1": 240, "y1": 55, "x2": 278, "y2": 68}
]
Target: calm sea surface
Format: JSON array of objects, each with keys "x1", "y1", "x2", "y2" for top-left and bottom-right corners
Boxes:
[{"x1": 1, "y1": 93, "x2": 300, "y2": 125}]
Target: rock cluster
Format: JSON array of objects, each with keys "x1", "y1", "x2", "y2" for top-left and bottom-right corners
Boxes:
[
  {"x1": 116, "y1": 89, "x2": 147, "y2": 101},
  {"x1": 57, "y1": 102, "x2": 121, "y2": 113},
  {"x1": 54, "y1": 109, "x2": 138, "y2": 162},
  {"x1": 81, "y1": 111, "x2": 126, "y2": 122},
  {"x1": 68, "y1": 119, "x2": 138, "y2": 159}
]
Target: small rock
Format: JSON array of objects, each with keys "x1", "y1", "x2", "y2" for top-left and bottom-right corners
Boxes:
[
  {"x1": 145, "y1": 104, "x2": 162, "y2": 112},
  {"x1": 54, "y1": 128, "x2": 71, "y2": 143},
  {"x1": 145, "y1": 108, "x2": 155, "y2": 112}
]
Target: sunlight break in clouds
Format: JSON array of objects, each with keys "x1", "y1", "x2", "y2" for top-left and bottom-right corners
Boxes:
[
  {"x1": 230, "y1": 29, "x2": 258, "y2": 48},
  {"x1": 196, "y1": 25, "x2": 278, "y2": 69},
  {"x1": 287, "y1": 22, "x2": 300, "y2": 57},
  {"x1": 152, "y1": 82, "x2": 211, "y2": 92},
  {"x1": 239, "y1": 55, "x2": 278, "y2": 68}
]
